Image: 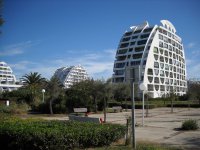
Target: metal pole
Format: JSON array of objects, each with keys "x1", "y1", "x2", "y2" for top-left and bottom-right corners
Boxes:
[
  {"x1": 42, "y1": 92, "x2": 44, "y2": 103},
  {"x1": 131, "y1": 82, "x2": 136, "y2": 149},
  {"x1": 146, "y1": 94, "x2": 149, "y2": 117},
  {"x1": 142, "y1": 91, "x2": 144, "y2": 126}
]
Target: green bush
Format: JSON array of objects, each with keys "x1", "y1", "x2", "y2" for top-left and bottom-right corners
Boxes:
[
  {"x1": 0, "y1": 116, "x2": 125, "y2": 149},
  {"x1": 181, "y1": 119, "x2": 199, "y2": 130},
  {"x1": 0, "y1": 103, "x2": 29, "y2": 114}
]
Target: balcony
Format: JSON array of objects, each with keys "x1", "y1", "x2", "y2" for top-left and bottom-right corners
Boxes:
[{"x1": 120, "y1": 43, "x2": 129, "y2": 48}]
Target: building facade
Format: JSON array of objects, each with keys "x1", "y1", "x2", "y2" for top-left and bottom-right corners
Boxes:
[
  {"x1": 112, "y1": 20, "x2": 187, "y2": 98},
  {"x1": 0, "y1": 61, "x2": 22, "y2": 92},
  {"x1": 54, "y1": 65, "x2": 88, "y2": 88}
]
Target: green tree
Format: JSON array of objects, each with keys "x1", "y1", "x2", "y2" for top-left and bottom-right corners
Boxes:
[
  {"x1": 113, "y1": 83, "x2": 130, "y2": 103},
  {"x1": 188, "y1": 82, "x2": 200, "y2": 104},
  {"x1": 102, "y1": 79, "x2": 113, "y2": 122},
  {"x1": 89, "y1": 79, "x2": 105, "y2": 112},
  {"x1": 1, "y1": 87, "x2": 31, "y2": 104},
  {"x1": 65, "y1": 79, "x2": 112, "y2": 113},
  {"x1": 46, "y1": 76, "x2": 63, "y2": 114},
  {"x1": 66, "y1": 80, "x2": 93, "y2": 112},
  {"x1": 169, "y1": 88, "x2": 177, "y2": 113}
]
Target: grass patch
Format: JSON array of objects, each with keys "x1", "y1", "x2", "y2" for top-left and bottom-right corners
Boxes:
[{"x1": 93, "y1": 142, "x2": 182, "y2": 150}]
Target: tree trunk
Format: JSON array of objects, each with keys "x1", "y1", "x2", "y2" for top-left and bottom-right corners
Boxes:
[
  {"x1": 49, "y1": 99, "x2": 53, "y2": 114},
  {"x1": 94, "y1": 97, "x2": 97, "y2": 113},
  {"x1": 103, "y1": 97, "x2": 107, "y2": 123},
  {"x1": 171, "y1": 98, "x2": 173, "y2": 113},
  {"x1": 125, "y1": 98, "x2": 127, "y2": 111}
]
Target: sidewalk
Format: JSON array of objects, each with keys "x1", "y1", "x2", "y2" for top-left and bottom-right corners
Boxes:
[{"x1": 90, "y1": 107, "x2": 200, "y2": 150}]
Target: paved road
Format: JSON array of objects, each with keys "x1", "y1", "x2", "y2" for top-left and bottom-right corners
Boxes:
[{"x1": 89, "y1": 108, "x2": 200, "y2": 150}]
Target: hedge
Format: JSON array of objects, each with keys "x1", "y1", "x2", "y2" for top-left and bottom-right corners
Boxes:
[
  {"x1": 166, "y1": 104, "x2": 200, "y2": 108},
  {"x1": 108, "y1": 102, "x2": 156, "y2": 109},
  {"x1": 0, "y1": 115, "x2": 125, "y2": 149}
]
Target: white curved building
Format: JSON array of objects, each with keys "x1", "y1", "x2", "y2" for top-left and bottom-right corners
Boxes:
[
  {"x1": 112, "y1": 20, "x2": 187, "y2": 98},
  {"x1": 0, "y1": 61, "x2": 22, "y2": 92},
  {"x1": 54, "y1": 65, "x2": 88, "y2": 88}
]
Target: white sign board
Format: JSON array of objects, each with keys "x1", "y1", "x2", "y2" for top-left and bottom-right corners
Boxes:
[{"x1": 74, "y1": 108, "x2": 87, "y2": 113}]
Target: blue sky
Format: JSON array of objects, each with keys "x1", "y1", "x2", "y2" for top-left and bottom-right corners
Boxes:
[{"x1": 0, "y1": 0, "x2": 200, "y2": 80}]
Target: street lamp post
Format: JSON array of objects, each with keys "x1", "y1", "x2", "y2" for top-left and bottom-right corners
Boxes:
[
  {"x1": 131, "y1": 81, "x2": 136, "y2": 149},
  {"x1": 139, "y1": 83, "x2": 147, "y2": 127},
  {"x1": 42, "y1": 89, "x2": 45, "y2": 103},
  {"x1": 129, "y1": 67, "x2": 136, "y2": 149}
]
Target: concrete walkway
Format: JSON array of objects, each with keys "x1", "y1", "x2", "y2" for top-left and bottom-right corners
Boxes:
[{"x1": 89, "y1": 108, "x2": 200, "y2": 150}]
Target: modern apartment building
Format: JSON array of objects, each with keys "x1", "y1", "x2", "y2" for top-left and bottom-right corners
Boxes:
[
  {"x1": 112, "y1": 20, "x2": 187, "y2": 98},
  {"x1": 54, "y1": 65, "x2": 88, "y2": 88},
  {"x1": 0, "y1": 61, "x2": 22, "y2": 92}
]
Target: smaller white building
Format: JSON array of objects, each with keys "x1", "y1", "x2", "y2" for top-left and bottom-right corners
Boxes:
[
  {"x1": 54, "y1": 65, "x2": 88, "y2": 88},
  {"x1": 0, "y1": 61, "x2": 22, "y2": 92}
]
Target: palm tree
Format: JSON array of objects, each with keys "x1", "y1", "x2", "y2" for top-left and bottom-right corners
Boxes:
[
  {"x1": 46, "y1": 76, "x2": 62, "y2": 114},
  {"x1": 22, "y1": 72, "x2": 46, "y2": 85},
  {"x1": 22, "y1": 72, "x2": 46, "y2": 104}
]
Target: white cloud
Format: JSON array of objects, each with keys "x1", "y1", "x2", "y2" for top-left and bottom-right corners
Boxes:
[
  {"x1": 12, "y1": 48, "x2": 116, "y2": 80},
  {"x1": 191, "y1": 49, "x2": 200, "y2": 56},
  {"x1": 187, "y1": 62, "x2": 200, "y2": 79},
  {"x1": 186, "y1": 58, "x2": 193, "y2": 66},
  {"x1": 0, "y1": 49, "x2": 23, "y2": 56},
  {"x1": 104, "y1": 49, "x2": 116, "y2": 57},
  {"x1": 10, "y1": 61, "x2": 35, "y2": 70},
  {"x1": 187, "y1": 42, "x2": 196, "y2": 49},
  {"x1": 0, "y1": 40, "x2": 41, "y2": 56}
]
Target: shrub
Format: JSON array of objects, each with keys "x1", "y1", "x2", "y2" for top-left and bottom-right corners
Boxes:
[
  {"x1": 0, "y1": 116, "x2": 126, "y2": 149},
  {"x1": 181, "y1": 119, "x2": 199, "y2": 130},
  {"x1": 0, "y1": 103, "x2": 29, "y2": 114}
]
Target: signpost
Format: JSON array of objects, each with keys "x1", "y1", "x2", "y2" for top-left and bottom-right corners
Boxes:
[{"x1": 139, "y1": 83, "x2": 147, "y2": 127}]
